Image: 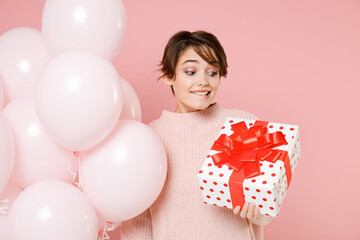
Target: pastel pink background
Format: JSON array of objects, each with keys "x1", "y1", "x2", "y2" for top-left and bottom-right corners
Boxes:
[{"x1": 1, "y1": 0, "x2": 359, "y2": 239}]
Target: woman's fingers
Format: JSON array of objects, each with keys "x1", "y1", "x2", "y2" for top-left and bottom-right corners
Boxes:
[
  {"x1": 239, "y1": 202, "x2": 249, "y2": 218},
  {"x1": 253, "y1": 204, "x2": 261, "y2": 219},
  {"x1": 235, "y1": 202, "x2": 274, "y2": 226},
  {"x1": 237, "y1": 202, "x2": 259, "y2": 220},
  {"x1": 246, "y1": 203, "x2": 256, "y2": 219},
  {"x1": 233, "y1": 205, "x2": 241, "y2": 215}
]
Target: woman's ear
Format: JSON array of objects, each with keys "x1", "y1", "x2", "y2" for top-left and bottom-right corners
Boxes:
[{"x1": 163, "y1": 77, "x2": 174, "y2": 86}]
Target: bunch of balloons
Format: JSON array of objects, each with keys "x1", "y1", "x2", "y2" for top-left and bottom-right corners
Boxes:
[{"x1": 0, "y1": 1, "x2": 167, "y2": 240}]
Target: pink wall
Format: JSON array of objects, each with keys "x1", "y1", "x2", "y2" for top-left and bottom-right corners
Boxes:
[{"x1": 1, "y1": 0, "x2": 360, "y2": 239}]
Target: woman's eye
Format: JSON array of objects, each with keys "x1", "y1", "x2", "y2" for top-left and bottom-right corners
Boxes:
[
  {"x1": 209, "y1": 71, "x2": 218, "y2": 76},
  {"x1": 185, "y1": 71, "x2": 195, "y2": 76}
]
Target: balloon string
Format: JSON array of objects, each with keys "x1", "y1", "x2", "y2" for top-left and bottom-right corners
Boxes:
[
  {"x1": 66, "y1": 159, "x2": 77, "y2": 187},
  {"x1": 67, "y1": 151, "x2": 82, "y2": 190},
  {"x1": 0, "y1": 199, "x2": 9, "y2": 215},
  {"x1": 76, "y1": 151, "x2": 83, "y2": 191},
  {"x1": 98, "y1": 221, "x2": 115, "y2": 240}
]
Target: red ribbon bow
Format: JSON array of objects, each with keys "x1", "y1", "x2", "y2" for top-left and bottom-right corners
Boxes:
[{"x1": 211, "y1": 120, "x2": 290, "y2": 181}]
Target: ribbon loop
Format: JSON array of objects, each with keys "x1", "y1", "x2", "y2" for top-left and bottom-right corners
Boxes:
[{"x1": 211, "y1": 120, "x2": 289, "y2": 180}]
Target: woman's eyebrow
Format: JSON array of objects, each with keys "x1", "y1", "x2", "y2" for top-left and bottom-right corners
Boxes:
[{"x1": 182, "y1": 59, "x2": 199, "y2": 65}]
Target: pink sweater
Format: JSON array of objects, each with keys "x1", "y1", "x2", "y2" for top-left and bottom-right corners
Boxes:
[{"x1": 121, "y1": 103, "x2": 264, "y2": 239}]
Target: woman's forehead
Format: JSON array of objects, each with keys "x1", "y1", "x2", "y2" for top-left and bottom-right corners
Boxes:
[
  {"x1": 179, "y1": 48, "x2": 201, "y2": 62},
  {"x1": 178, "y1": 47, "x2": 218, "y2": 66}
]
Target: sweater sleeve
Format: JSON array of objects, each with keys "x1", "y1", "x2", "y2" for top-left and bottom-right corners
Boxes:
[
  {"x1": 120, "y1": 209, "x2": 153, "y2": 239},
  {"x1": 248, "y1": 220, "x2": 264, "y2": 240}
]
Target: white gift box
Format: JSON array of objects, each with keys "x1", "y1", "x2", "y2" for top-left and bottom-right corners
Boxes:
[{"x1": 198, "y1": 118, "x2": 300, "y2": 216}]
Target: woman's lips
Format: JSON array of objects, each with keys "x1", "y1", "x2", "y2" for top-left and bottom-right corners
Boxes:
[{"x1": 190, "y1": 91, "x2": 210, "y2": 96}]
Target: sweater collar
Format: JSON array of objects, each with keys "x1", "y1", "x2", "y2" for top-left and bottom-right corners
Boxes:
[{"x1": 159, "y1": 103, "x2": 223, "y2": 125}]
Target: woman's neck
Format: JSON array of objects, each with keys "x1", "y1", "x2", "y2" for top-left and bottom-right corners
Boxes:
[{"x1": 174, "y1": 103, "x2": 216, "y2": 113}]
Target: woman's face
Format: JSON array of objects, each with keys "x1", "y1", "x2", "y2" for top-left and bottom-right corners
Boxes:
[{"x1": 165, "y1": 47, "x2": 220, "y2": 113}]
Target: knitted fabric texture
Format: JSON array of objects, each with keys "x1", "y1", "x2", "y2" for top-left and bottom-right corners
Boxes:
[{"x1": 121, "y1": 103, "x2": 264, "y2": 240}]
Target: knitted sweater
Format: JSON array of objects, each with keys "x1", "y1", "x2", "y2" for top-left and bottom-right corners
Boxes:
[{"x1": 121, "y1": 103, "x2": 264, "y2": 240}]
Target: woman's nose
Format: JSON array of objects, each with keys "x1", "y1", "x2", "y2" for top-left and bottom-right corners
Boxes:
[{"x1": 196, "y1": 73, "x2": 209, "y2": 86}]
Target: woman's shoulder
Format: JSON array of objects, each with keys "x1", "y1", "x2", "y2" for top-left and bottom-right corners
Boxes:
[
  {"x1": 147, "y1": 118, "x2": 161, "y2": 129},
  {"x1": 147, "y1": 117, "x2": 167, "y2": 132},
  {"x1": 222, "y1": 108, "x2": 258, "y2": 120}
]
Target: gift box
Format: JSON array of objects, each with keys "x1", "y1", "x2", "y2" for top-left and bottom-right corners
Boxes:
[{"x1": 197, "y1": 118, "x2": 300, "y2": 216}]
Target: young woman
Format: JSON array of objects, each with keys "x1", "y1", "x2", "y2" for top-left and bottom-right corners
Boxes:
[{"x1": 121, "y1": 31, "x2": 273, "y2": 240}]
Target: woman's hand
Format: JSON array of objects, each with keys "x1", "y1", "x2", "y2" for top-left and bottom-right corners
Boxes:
[{"x1": 233, "y1": 202, "x2": 273, "y2": 226}]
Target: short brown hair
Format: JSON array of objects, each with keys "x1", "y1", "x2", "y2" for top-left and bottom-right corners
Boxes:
[{"x1": 159, "y1": 31, "x2": 228, "y2": 80}]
